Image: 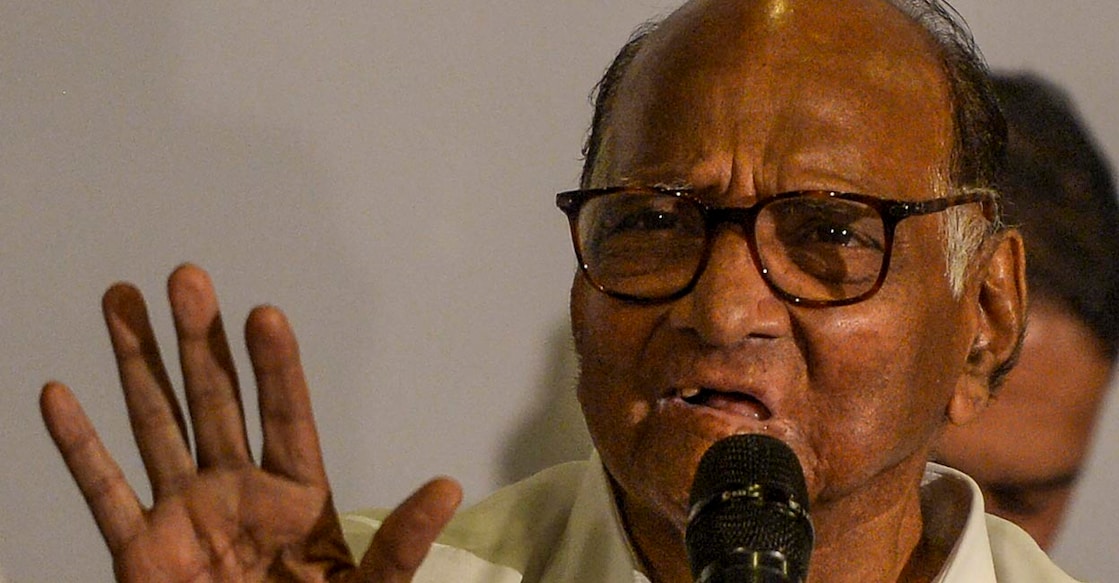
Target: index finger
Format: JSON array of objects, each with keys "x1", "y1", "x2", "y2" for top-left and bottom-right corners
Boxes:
[{"x1": 246, "y1": 305, "x2": 328, "y2": 486}]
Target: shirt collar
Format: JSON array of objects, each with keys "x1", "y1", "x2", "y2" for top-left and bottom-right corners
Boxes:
[
  {"x1": 924, "y1": 462, "x2": 998, "y2": 582},
  {"x1": 586, "y1": 456, "x2": 997, "y2": 582}
]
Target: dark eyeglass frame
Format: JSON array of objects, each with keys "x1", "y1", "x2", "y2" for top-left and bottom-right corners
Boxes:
[{"x1": 556, "y1": 186, "x2": 999, "y2": 308}]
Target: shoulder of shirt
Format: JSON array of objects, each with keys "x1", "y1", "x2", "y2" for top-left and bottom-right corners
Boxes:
[
  {"x1": 341, "y1": 459, "x2": 593, "y2": 576},
  {"x1": 985, "y1": 514, "x2": 1084, "y2": 583}
]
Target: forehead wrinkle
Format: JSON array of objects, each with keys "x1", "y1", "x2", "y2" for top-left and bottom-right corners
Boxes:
[
  {"x1": 760, "y1": 65, "x2": 951, "y2": 198},
  {"x1": 597, "y1": 10, "x2": 773, "y2": 191},
  {"x1": 598, "y1": 83, "x2": 741, "y2": 190}
]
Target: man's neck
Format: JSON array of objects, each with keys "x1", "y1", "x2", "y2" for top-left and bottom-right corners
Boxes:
[
  {"x1": 806, "y1": 483, "x2": 939, "y2": 582},
  {"x1": 619, "y1": 458, "x2": 948, "y2": 583}
]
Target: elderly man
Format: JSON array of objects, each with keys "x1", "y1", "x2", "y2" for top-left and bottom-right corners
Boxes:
[{"x1": 40, "y1": 0, "x2": 1078, "y2": 581}]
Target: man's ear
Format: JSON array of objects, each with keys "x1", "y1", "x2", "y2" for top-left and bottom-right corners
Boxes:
[{"x1": 948, "y1": 230, "x2": 1028, "y2": 426}]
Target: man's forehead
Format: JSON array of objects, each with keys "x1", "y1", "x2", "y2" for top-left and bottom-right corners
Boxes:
[
  {"x1": 644, "y1": 0, "x2": 941, "y2": 79},
  {"x1": 594, "y1": 0, "x2": 952, "y2": 195}
]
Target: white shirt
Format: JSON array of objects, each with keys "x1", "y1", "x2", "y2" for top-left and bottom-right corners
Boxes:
[{"x1": 342, "y1": 457, "x2": 1079, "y2": 582}]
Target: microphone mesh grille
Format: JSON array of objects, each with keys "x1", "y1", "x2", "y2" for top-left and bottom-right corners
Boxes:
[{"x1": 686, "y1": 434, "x2": 814, "y2": 581}]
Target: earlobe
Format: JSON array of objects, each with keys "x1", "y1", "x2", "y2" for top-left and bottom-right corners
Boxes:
[
  {"x1": 949, "y1": 230, "x2": 1028, "y2": 426},
  {"x1": 946, "y1": 381, "x2": 989, "y2": 426}
]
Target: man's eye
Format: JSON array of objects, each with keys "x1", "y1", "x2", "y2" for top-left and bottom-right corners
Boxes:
[
  {"x1": 611, "y1": 209, "x2": 681, "y2": 234},
  {"x1": 768, "y1": 200, "x2": 885, "y2": 252},
  {"x1": 779, "y1": 217, "x2": 882, "y2": 252},
  {"x1": 803, "y1": 222, "x2": 862, "y2": 246}
]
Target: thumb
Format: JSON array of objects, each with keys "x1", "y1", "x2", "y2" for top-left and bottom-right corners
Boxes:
[{"x1": 351, "y1": 477, "x2": 462, "y2": 582}]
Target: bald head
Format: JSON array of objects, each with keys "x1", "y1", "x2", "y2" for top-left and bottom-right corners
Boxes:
[
  {"x1": 582, "y1": 0, "x2": 1004, "y2": 196},
  {"x1": 591, "y1": 0, "x2": 952, "y2": 196}
]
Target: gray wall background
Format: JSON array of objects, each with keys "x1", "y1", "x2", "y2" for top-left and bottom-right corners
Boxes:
[{"x1": 1, "y1": 2, "x2": 1116, "y2": 581}]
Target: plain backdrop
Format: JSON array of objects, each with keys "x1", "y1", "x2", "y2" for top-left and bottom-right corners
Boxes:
[{"x1": 2, "y1": 2, "x2": 1116, "y2": 581}]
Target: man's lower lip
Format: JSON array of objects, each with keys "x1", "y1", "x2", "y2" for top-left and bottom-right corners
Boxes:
[{"x1": 665, "y1": 396, "x2": 771, "y2": 422}]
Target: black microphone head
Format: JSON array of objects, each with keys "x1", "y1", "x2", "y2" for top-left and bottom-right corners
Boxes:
[{"x1": 686, "y1": 434, "x2": 814, "y2": 583}]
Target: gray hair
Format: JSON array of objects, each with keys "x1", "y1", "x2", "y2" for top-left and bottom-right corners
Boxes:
[{"x1": 889, "y1": 0, "x2": 1007, "y2": 294}]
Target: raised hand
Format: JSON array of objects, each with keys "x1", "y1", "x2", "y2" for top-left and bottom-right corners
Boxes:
[{"x1": 40, "y1": 264, "x2": 461, "y2": 582}]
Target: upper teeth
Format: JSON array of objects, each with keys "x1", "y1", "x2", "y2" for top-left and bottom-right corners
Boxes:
[{"x1": 680, "y1": 387, "x2": 701, "y2": 399}]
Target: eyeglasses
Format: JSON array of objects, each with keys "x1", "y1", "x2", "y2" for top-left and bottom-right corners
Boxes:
[{"x1": 556, "y1": 186, "x2": 998, "y2": 307}]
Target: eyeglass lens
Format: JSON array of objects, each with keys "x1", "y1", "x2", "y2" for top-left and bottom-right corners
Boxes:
[{"x1": 575, "y1": 191, "x2": 889, "y2": 303}]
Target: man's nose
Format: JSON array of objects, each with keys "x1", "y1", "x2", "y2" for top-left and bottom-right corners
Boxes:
[{"x1": 668, "y1": 230, "x2": 789, "y2": 345}]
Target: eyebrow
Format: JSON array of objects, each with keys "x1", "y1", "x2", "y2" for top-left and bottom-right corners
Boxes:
[{"x1": 985, "y1": 470, "x2": 1081, "y2": 496}]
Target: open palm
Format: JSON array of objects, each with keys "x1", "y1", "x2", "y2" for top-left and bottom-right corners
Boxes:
[{"x1": 40, "y1": 265, "x2": 460, "y2": 582}]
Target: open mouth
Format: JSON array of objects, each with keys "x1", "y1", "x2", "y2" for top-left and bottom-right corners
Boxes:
[{"x1": 678, "y1": 387, "x2": 773, "y2": 421}]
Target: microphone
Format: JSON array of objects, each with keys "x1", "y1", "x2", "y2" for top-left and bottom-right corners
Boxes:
[{"x1": 686, "y1": 434, "x2": 814, "y2": 583}]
